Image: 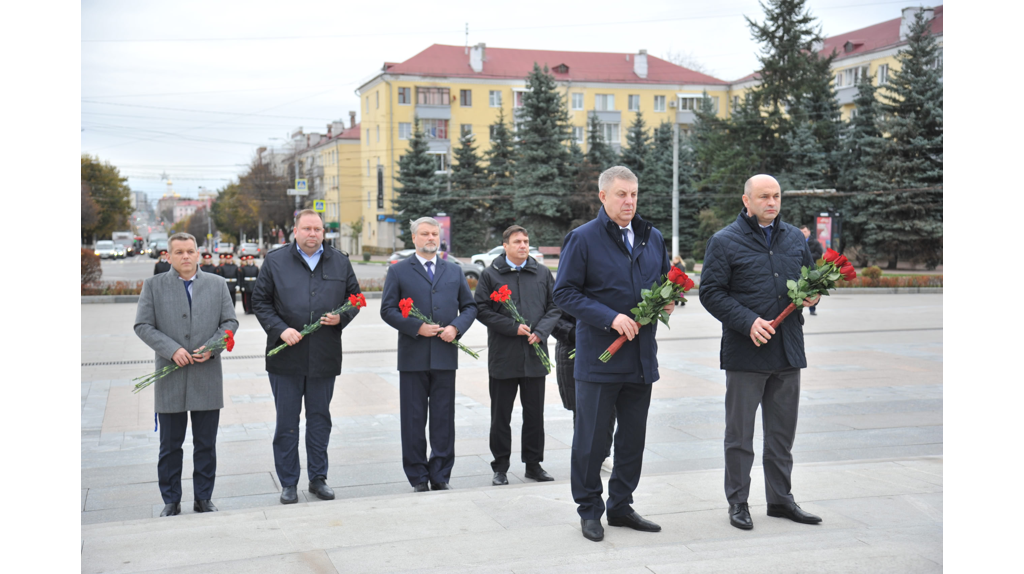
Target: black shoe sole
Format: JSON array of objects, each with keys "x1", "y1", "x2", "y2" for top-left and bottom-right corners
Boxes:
[
  {"x1": 730, "y1": 519, "x2": 753, "y2": 530},
  {"x1": 607, "y1": 521, "x2": 661, "y2": 532},
  {"x1": 582, "y1": 532, "x2": 604, "y2": 542},
  {"x1": 524, "y1": 474, "x2": 554, "y2": 482},
  {"x1": 310, "y1": 490, "x2": 335, "y2": 500},
  {"x1": 280, "y1": 496, "x2": 298, "y2": 505},
  {"x1": 767, "y1": 509, "x2": 821, "y2": 524}
]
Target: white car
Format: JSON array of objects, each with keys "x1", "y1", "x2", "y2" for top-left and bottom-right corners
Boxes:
[
  {"x1": 470, "y1": 246, "x2": 545, "y2": 268},
  {"x1": 94, "y1": 240, "x2": 119, "y2": 259}
]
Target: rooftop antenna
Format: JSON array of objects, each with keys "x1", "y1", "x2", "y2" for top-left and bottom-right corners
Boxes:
[{"x1": 465, "y1": 23, "x2": 469, "y2": 54}]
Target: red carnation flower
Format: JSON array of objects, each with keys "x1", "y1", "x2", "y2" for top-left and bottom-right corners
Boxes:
[
  {"x1": 399, "y1": 297, "x2": 413, "y2": 319},
  {"x1": 224, "y1": 330, "x2": 235, "y2": 352},
  {"x1": 491, "y1": 285, "x2": 512, "y2": 303},
  {"x1": 349, "y1": 293, "x2": 367, "y2": 309}
]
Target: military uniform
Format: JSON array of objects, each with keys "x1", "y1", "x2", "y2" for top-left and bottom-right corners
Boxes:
[
  {"x1": 153, "y1": 251, "x2": 172, "y2": 275},
  {"x1": 199, "y1": 253, "x2": 217, "y2": 275},
  {"x1": 239, "y1": 255, "x2": 260, "y2": 314},
  {"x1": 218, "y1": 254, "x2": 240, "y2": 309}
]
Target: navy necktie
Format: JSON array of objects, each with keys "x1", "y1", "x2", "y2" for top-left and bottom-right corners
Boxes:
[
  {"x1": 762, "y1": 225, "x2": 772, "y2": 247},
  {"x1": 425, "y1": 261, "x2": 434, "y2": 281},
  {"x1": 621, "y1": 228, "x2": 632, "y2": 254},
  {"x1": 183, "y1": 280, "x2": 192, "y2": 308}
]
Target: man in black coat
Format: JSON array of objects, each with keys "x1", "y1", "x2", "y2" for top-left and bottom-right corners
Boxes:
[
  {"x1": 219, "y1": 254, "x2": 240, "y2": 310},
  {"x1": 199, "y1": 252, "x2": 217, "y2": 275},
  {"x1": 800, "y1": 226, "x2": 824, "y2": 315},
  {"x1": 252, "y1": 210, "x2": 362, "y2": 505},
  {"x1": 699, "y1": 174, "x2": 822, "y2": 531},
  {"x1": 153, "y1": 250, "x2": 171, "y2": 275},
  {"x1": 239, "y1": 255, "x2": 260, "y2": 315},
  {"x1": 474, "y1": 225, "x2": 561, "y2": 486}
]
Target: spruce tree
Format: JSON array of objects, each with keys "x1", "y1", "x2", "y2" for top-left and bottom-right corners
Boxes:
[
  {"x1": 585, "y1": 112, "x2": 619, "y2": 170},
  {"x1": 393, "y1": 118, "x2": 443, "y2": 247},
  {"x1": 620, "y1": 110, "x2": 651, "y2": 182},
  {"x1": 878, "y1": 9, "x2": 943, "y2": 187},
  {"x1": 800, "y1": 54, "x2": 843, "y2": 187},
  {"x1": 483, "y1": 108, "x2": 517, "y2": 234},
  {"x1": 693, "y1": 93, "x2": 759, "y2": 217},
  {"x1": 644, "y1": 122, "x2": 701, "y2": 256},
  {"x1": 837, "y1": 76, "x2": 888, "y2": 191},
  {"x1": 513, "y1": 63, "x2": 574, "y2": 246},
  {"x1": 447, "y1": 132, "x2": 490, "y2": 254},
  {"x1": 777, "y1": 116, "x2": 829, "y2": 191}
]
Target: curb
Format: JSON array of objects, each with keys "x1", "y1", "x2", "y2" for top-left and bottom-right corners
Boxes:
[{"x1": 81, "y1": 291, "x2": 386, "y2": 304}]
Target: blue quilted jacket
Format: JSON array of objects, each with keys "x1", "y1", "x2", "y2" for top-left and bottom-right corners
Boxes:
[{"x1": 699, "y1": 210, "x2": 814, "y2": 372}]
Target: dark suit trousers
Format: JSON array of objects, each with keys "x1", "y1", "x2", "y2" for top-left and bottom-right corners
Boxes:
[
  {"x1": 571, "y1": 380, "x2": 652, "y2": 520},
  {"x1": 724, "y1": 368, "x2": 800, "y2": 505},
  {"x1": 489, "y1": 375, "x2": 546, "y2": 473},
  {"x1": 268, "y1": 373, "x2": 336, "y2": 487},
  {"x1": 399, "y1": 370, "x2": 456, "y2": 486},
  {"x1": 157, "y1": 409, "x2": 219, "y2": 504}
]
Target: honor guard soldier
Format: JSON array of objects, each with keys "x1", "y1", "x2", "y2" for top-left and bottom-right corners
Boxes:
[
  {"x1": 239, "y1": 255, "x2": 260, "y2": 314},
  {"x1": 199, "y1": 252, "x2": 217, "y2": 274},
  {"x1": 153, "y1": 250, "x2": 172, "y2": 275},
  {"x1": 218, "y1": 253, "x2": 240, "y2": 308}
]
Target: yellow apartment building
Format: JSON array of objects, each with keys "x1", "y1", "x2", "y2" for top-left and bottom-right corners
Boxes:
[
  {"x1": 356, "y1": 44, "x2": 732, "y2": 251},
  {"x1": 295, "y1": 119, "x2": 363, "y2": 252}
]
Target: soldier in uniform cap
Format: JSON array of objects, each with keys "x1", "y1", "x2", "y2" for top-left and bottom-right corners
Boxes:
[
  {"x1": 199, "y1": 252, "x2": 217, "y2": 275},
  {"x1": 239, "y1": 255, "x2": 260, "y2": 314},
  {"x1": 218, "y1": 253, "x2": 240, "y2": 309},
  {"x1": 153, "y1": 250, "x2": 172, "y2": 275}
]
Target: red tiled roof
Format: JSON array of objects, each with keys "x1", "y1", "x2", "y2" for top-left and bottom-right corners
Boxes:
[
  {"x1": 337, "y1": 123, "x2": 360, "y2": 140},
  {"x1": 383, "y1": 44, "x2": 728, "y2": 85},
  {"x1": 820, "y1": 6, "x2": 943, "y2": 62}
]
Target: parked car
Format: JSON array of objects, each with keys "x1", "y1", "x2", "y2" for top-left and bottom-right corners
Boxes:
[
  {"x1": 387, "y1": 249, "x2": 416, "y2": 266},
  {"x1": 214, "y1": 243, "x2": 234, "y2": 255},
  {"x1": 94, "y1": 240, "x2": 119, "y2": 260},
  {"x1": 239, "y1": 243, "x2": 262, "y2": 258},
  {"x1": 470, "y1": 246, "x2": 545, "y2": 267},
  {"x1": 269, "y1": 243, "x2": 289, "y2": 253},
  {"x1": 449, "y1": 258, "x2": 484, "y2": 281},
  {"x1": 148, "y1": 240, "x2": 168, "y2": 258}
]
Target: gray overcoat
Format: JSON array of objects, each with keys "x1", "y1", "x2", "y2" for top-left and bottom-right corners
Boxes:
[{"x1": 134, "y1": 268, "x2": 239, "y2": 413}]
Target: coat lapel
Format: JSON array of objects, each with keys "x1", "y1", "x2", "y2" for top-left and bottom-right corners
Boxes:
[
  {"x1": 407, "y1": 256, "x2": 432, "y2": 284},
  {"x1": 432, "y1": 258, "x2": 449, "y2": 285}
]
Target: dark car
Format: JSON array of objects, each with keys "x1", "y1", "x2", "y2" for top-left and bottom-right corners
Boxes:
[
  {"x1": 149, "y1": 240, "x2": 169, "y2": 258},
  {"x1": 386, "y1": 249, "x2": 416, "y2": 266},
  {"x1": 449, "y1": 257, "x2": 483, "y2": 281}
]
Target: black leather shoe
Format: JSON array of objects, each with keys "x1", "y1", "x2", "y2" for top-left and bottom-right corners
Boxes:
[
  {"x1": 492, "y1": 472, "x2": 508, "y2": 486},
  {"x1": 430, "y1": 482, "x2": 452, "y2": 491},
  {"x1": 524, "y1": 465, "x2": 554, "y2": 482},
  {"x1": 729, "y1": 503, "x2": 753, "y2": 530},
  {"x1": 767, "y1": 502, "x2": 822, "y2": 524},
  {"x1": 309, "y1": 477, "x2": 335, "y2": 500},
  {"x1": 413, "y1": 482, "x2": 430, "y2": 492},
  {"x1": 581, "y1": 519, "x2": 604, "y2": 542},
  {"x1": 193, "y1": 500, "x2": 218, "y2": 513},
  {"x1": 159, "y1": 502, "x2": 180, "y2": 517},
  {"x1": 607, "y1": 511, "x2": 661, "y2": 532},
  {"x1": 280, "y1": 485, "x2": 298, "y2": 505}
]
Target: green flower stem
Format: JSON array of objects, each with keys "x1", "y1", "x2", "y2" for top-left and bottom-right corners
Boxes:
[
  {"x1": 266, "y1": 301, "x2": 357, "y2": 358},
  {"x1": 501, "y1": 300, "x2": 550, "y2": 373},
  {"x1": 409, "y1": 306, "x2": 479, "y2": 360},
  {"x1": 132, "y1": 336, "x2": 230, "y2": 394}
]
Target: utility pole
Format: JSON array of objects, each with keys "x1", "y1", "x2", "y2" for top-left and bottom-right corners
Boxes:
[{"x1": 671, "y1": 121, "x2": 679, "y2": 260}]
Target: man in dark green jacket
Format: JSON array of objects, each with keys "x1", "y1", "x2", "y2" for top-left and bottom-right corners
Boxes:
[{"x1": 475, "y1": 225, "x2": 561, "y2": 487}]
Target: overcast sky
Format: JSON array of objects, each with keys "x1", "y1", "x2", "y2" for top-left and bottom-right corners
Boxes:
[{"x1": 81, "y1": 0, "x2": 942, "y2": 202}]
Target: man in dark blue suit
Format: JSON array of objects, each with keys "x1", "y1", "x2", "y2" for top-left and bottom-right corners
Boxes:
[
  {"x1": 381, "y1": 216, "x2": 478, "y2": 492},
  {"x1": 553, "y1": 166, "x2": 673, "y2": 542}
]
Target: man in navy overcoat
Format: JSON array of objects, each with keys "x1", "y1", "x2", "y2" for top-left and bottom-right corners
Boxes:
[
  {"x1": 553, "y1": 166, "x2": 673, "y2": 542},
  {"x1": 381, "y1": 216, "x2": 478, "y2": 491}
]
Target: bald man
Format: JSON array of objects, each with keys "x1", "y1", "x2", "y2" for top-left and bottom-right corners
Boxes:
[{"x1": 698, "y1": 174, "x2": 822, "y2": 531}]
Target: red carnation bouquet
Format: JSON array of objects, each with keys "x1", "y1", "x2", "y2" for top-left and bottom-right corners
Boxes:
[
  {"x1": 399, "y1": 297, "x2": 480, "y2": 359},
  {"x1": 768, "y1": 248, "x2": 857, "y2": 329},
  {"x1": 490, "y1": 284, "x2": 552, "y2": 373},
  {"x1": 267, "y1": 293, "x2": 368, "y2": 357},
  {"x1": 132, "y1": 330, "x2": 235, "y2": 394},
  {"x1": 599, "y1": 266, "x2": 695, "y2": 363}
]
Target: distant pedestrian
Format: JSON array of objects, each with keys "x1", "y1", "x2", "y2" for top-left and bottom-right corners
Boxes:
[
  {"x1": 699, "y1": 174, "x2": 822, "y2": 531},
  {"x1": 474, "y1": 225, "x2": 561, "y2": 486},
  {"x1": 251, "y1": 210, "x2": 362, "y2": 505},
  {"x1": 153, "y1": 250, "x2": 171, "y2": 275},
  {"x1": 134, "y1": 232, "x2": 238, "y2": 517},
  {"x1": 800, "y1": 226, "x2": 824, "y2": 316}
]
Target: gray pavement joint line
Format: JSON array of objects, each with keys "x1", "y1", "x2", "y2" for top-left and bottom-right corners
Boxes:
[{"x1": 79, "y1": 327, "x2": 943, "y2": 367}]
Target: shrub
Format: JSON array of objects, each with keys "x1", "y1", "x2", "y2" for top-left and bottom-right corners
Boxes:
[
  {"x1": 362, "y1": 253, "x2": 371, "y2": 262},
  {"x1": 358, "y1": 278, "x2": 385, "y2": 292},
  {"x1": 684, "y1": 258, "x2": 696, "y2": 272},
  {"x1": 82, "y1": 280, "x2": 144, "y2": 296},
  {"x1": 82, "y1": 248, "x2": 102, "y2": 286},
  {"x1": 467, "y1": 277, "x2": 478, "y2": 291}
]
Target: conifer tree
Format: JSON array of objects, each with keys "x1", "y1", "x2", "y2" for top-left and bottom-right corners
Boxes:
[
  {"x1": 393, "y1": 118, "x2": 443, "y2": 247},
  {"x1": 800, "y1": 54, "x2": 844, "y2": 186},
  {"x1": 620, "y1": 110, "x2": 651, "y2": 182},
  {"x1": 644, "y1": 122, "x2": 702, "y2": 255},
  {"x1": 585, "y1": 112, "x2": 619, "y2": 170},
  {"x1": 837, "y1": 76, "x2": 888, "y2": 191},
  {"x1": 777, "y1": 116, "x2": 829, "y2": 191},
  {"x1": 483, "y1": 108, "x2": 517, "y2": 234},
  {"x1": 513, "y1": 63, "x2": 574, "y2": 245},
  {"x1": 447, "y1": 132, "x2": 490, "y2": 254},
  {"x1": 692, "y1": 93, "x2": 759, "y2": 217}
]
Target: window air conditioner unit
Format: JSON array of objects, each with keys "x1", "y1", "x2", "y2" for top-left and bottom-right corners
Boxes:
[{"x1": 668, "y1": 100, "x2": 677, "y2": 108}]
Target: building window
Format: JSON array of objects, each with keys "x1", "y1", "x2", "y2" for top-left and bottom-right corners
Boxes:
[
  {"x1": 514, "y1": 91, "x2": 525, "y2": 108},
  {"x1": 427, "y1": 152, "x2": 447, "y2": 174},
  {"x1": 572, "y1": 126, "x2": 584, "y2": 144},
  {"x1": 837, "y1": 65, "x2": 870, "y2": 88},
  {"x1": 732, "y1": 96, "x2": 740, "y2": 110},
  {"x1": 489, "y1": 125, "x2": 499, "y2": 139},
  {"x1": 416, "y1": 87, "x2": 450, "y2": 105},
  {"x1": 376, "y1": 125, "x2": 380, "y2": 142},
  {"x1": 460, "y1": 89, "x2": 472, "y2": 107},
  {"x1": 460, "y1": 124, "x2": 473, "y2": 137},
  {"x1": 398, "y1": 122, "x2": 411, "y2": 140},
  {"x1": 420, "y1": 119, "x2": 448, "y2": 139},
  {"x1": 654, "y1": 95, "x2": 666, "y2": 112},
  {"x1": 398, "y1": 87, "x2": 411, "y2": 105},
  {"x1": 375, "y1": 91, "x2": 379, "y2": 109},
  {"x1": 628, "y1": 95, "x2": 640, "y2": 111},
  {"x1": 602, "y1": 122, "x2": 620, "y2": 144},
  {"x1": 366, "y1": 160, "x2": 370, "y2": 176},
  {"x1": 678, "y1": 96, "x2": 702, "y2": 111},
  {"x1": 554, "y1": 63, "x2": 569, "y2": 74},
  {"x1": 594, "y1": 94, "x2": 615, "y2": 111},
  {"x1": 571, "y1": 93, "x2": 584, "y2": 110},
  {"x1": 365, "y1": 95, "x2": 370, "y2": 112},
  {"x1": 367, "y1": 191, "x2": 371, "y2": 210},
  {"x1": 489, "y1": 90, "x2": 502, "y2": 107},
  {"x1": 877, "y1": 64, "x2": 889, "y2": 85}
]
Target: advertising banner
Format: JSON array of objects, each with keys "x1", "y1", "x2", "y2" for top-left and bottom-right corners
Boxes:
[
  {"x1": 816, "y1": 216, "x2": 832, "y2": 250},
  {"x1": 434, "y1": 215, "x2": 451, "y2": 260}
]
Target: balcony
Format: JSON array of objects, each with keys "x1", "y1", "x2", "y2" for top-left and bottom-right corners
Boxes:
[
  {"x1": 675, "y1": 110, "x2": 696, "y2": 125},
  {"x1": 836, "y1": 86, "x2": 858, "y2": 106},
  {"x1": 415, "y1": 104, "x2": 451, "y2": 120},
  {"x1": 589, "y1": 110, "x2": 621, "y2": 124}
]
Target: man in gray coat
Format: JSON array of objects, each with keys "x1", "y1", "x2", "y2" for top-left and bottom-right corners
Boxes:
[{"x1": 135, "y1": 232, "x2": 238, "y2": 517}]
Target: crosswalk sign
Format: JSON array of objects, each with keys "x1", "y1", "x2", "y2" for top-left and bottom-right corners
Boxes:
[
  {"x1": 313, "y1": 200, "x2": 326, "y2": 213},
  {"x1": 295, "y1": 179, "x2": 308, "y2": 192}
]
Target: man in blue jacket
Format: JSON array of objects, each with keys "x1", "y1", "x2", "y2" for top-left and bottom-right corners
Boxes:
[
  {"x1": 699, "y1": 174, "x2": 822, "y2": 531},
  {"x1": 381, "y1": 217, "x2": 478, "y2": 492},
  {"x1": 553, "y1": 166, "x2": 673, "y2": 542}
]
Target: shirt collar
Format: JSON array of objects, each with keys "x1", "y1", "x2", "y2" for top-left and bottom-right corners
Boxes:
[
  {"x1": 178, "y1": 272, "x2": 197, "y2": 282},
  {"x1": 296, "y1": 243, "x2": 324, "y2": 258},
  {"x1": 414, "y1": 253, "x2": 437, "y2": 266},
  {"x1": 618, "y1": 222, "x2": 633, "y2": 233},
  {"x1": 505, "y1": 255, "x2": 528, "y2": 269}
]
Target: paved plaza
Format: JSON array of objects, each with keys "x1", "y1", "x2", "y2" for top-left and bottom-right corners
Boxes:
[{"x1": 81, "y1": 291, "x2": 943, "y2": 572}]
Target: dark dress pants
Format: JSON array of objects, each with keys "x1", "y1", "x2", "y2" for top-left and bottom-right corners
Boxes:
[
  {"x1": 399, "y1": 370, "x2": 456, "y2": 486},
  {"x1": 489, "y1": 375, "x2": 546, "y2": 473},
  {"x1": 724, "y1": 368, "x2": 801, "y2": 505},
  {"x1": 268, "y1": 373, "x2": 336, "y2": 487},
  {"x1": 571, "y1": 380, "x2": 652, "y2": 520},
  {"x1": 157, "y1": 409, "x2": 220, "y2": 504}
]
